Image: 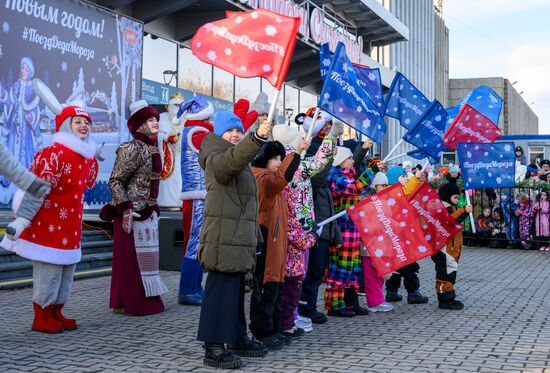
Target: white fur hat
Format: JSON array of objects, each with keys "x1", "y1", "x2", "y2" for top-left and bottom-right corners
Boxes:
[
  {"x1": 402, "y1": 160, "x2": 412, "y2": 169},
  {"x1": 251, "y1": 92, "x2": 270, "y2": 115},
  {"x1": 333, "y1": 146, "x2": 353, "y2": 167},
  {"x1": 299, "y1": 109, "x2": 333, "y2": 137},
  {"x1": 370, "y1": 172, "x2": 389, "y2": 189},
  {"x1": 272, "y1": 124, "x2": 302, "y2": 150},
  {"x1": 129, "y1": 100, "x2": 148, "y2": 116}
]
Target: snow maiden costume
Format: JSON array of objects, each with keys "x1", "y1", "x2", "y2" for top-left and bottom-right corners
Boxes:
[
  {"x1": 1, "y1": 105, "x2": 98, "y2": 333},
  {"x1": 176, "y1": 95, "x2": 214, "y2": 306},
  {"x1": 101, "y1": 100, "x2": 168, "y2": 316}
]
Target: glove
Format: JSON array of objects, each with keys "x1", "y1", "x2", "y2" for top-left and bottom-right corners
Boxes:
[
  {"x1": 122, "y1": 210, "x2": 141, "y2": 234},
  {"x1": 6, "y1": 217, "x2": 31, "y2": 241},
  {"x1": 327, "y1": 120, "x2": 344, "y2": 140}
]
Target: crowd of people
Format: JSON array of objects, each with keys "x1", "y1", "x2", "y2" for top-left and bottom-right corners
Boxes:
[{"x1": 1, "y1": 91, "x2": 548, "y2": 370}]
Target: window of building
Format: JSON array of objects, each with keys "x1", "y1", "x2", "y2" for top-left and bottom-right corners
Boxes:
[
  {"x1": 235, "y1": 77, "x2": 261, "y2": 102},
  {"x1": 441, "y1": 151, "x2": 456, "y2": 165},
  {"x1": 178, "y1": 47, "x2": 212, "y2": 96},
  {"x1": 283, "y1": 85, "x2": 299, "y2": 125},
  {"x1": 213, "y1": 67, "x2": 234, "y2": 101},
  {"x1": 299, "y1": 90, "x2": 317, "y2": 114},
  {"x1": 529, "y1": 146, "x2": 545, "y2": 165},
  {"x1": 143, "y1": 34, "x2": 178, "y2": 86}
]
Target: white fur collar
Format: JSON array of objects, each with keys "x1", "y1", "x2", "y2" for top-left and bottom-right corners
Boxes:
[{"x1": 52, "y1": 132, "x2": 97, "y2": 159}]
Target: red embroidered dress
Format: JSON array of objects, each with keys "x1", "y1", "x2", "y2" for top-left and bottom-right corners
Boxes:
[{"x1": 4, "y1": 132, "x2": 98, "y2": 265}]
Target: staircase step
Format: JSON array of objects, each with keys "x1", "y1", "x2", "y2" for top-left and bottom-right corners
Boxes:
[
  {"x1": 0, "y1": 252, "x2": 113, "y2": 281},
  {"x1": 0, "y1": 266, "x2": 112, "y2": 291}
]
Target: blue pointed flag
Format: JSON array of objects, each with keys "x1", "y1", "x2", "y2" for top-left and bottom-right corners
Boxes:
[
  {"x1": 446, "y1": 86, "x2": 503, "y2": 128},
  {"x1": 319, "y1": 43, "x2": 331, "y2": 81},
  {"x1": 318, "y1": 42, "x2": 386, "y2": 143},
  {"x1": 385, "y1": 72, "x2": 430, "y2": 130},
  {"x1": 407, "y1": 149, "x2": 438, "y2": 165},
  {"x1": 457, "y1": 142, "x2": 516, "y2": 189},
  {"x1": 354, "y1": 65, "x2": 385, "y2": 114},
  {"x1": 403, "y1": 100, "x2": 449, "y2": 161}
]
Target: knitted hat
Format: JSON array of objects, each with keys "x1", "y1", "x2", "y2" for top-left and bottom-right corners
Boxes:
[
  {"x1": 214, "y1": 111, "x2": 244, "y2": 137},
  {"x1": 402, "y1": 160, "x2": 412, "y2": 169},
  {"x1": 176, "y1": 95, "x2": 214, "y2": 121},
  {"x1": 387, "y1": 166, "x2": 407, "y2": 185},
  {"x1": 449, "y1": 165, "x2": 460, "y2": 174},
  {"x1": 272, "y1": 124, "x2": 301, "y2": 150},
  {"x1": 370, "y1": 172, "x2": 389, "y2": 189},
  {"x1": 252, "y1": 141, "x2": 286, "y2": 168},
  {"x1": 296, "y1": 107, "x2": 332, "y2": 137},
  {"x1": 250, "y1": 92, "x2": 270, "y2": 115},
  {"x1": 541, "y1": 159, "x2": 550, "y2": 167},
  {"x1": 438, "y1": 167, "x2": 449, "y2": 176},
  {"x1": 333, "y1": 146, "x2": 353, "y2": 167},
  {"x1": 438, "y1": 182, "x2": 460, "y2": 205},
  {"x1": 515, "y1": 146, "x2": 523, "y2": 153},
  {"x1": 127, "y1": 100, "x2": 159, "y2": 134},
  {"x1": 55, "y1": 105, "x2": 92, "y2": 132}
]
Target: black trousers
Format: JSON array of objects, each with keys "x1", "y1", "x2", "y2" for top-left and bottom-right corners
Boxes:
[
  {"x1": 249, "y1": 229, "x2": 282, "y2": 339},
  {"x1": 299, "y1": 239, "x2": 330, "y2": 317},
  {"x1": 385, "y1": 262, "x2": 420, "y2": 293},
  {"x1": 197, "y1": 271, "x2": 246, "y2": 344}
]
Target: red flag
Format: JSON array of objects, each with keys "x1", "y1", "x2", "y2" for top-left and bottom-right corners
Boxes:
[
  {"x1": 347, "y1": 184, "x2": 432, "y2": 276},
  {"x1": 407, "y1": 182, "x2": 464, "y2": 253},
  {"x1": 442, "y1": 104, "x2": 502, "y2": 150},
  {"x1": 190, "y1": 9, "x2": 300, "y2": 89}
]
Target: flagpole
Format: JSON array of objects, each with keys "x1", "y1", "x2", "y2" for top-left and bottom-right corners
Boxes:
[
  {"x1": 384, "y1": 152, "x2": 408, "y2": 163},
  {"x1": 266, "y1": 88, "x2": 282, "y2": 127},
  {"x1": 301, "y1": 107, "x2": 321, "y2": 159},
  {"x1": 382, "y1": 139, "x2": 404, "y2": 163},
  {"x1": 464, "y1": 190, "x2": 476, "y2": 234},
  {"x1": 421, "y1": 159, "x2": 430, "y2": 172},
  {"x1": 317, "y1": 210, "x2": 347, "y2": 228}
]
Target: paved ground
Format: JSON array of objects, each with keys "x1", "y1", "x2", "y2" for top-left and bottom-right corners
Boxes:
[{"x1": 0, "y1": 247, "x2": 549, "y2": 373}]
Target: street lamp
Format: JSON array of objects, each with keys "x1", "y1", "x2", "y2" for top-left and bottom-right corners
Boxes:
[{"x1": 285, "y1": 107, "x2": 294, "y2": 126}]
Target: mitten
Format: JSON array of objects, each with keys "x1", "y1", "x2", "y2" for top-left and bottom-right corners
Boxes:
[{"x1": 6, "y1": 217, "x2": 31, "y2": 241}]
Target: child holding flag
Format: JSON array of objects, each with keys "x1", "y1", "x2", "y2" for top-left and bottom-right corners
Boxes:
[
  {"x1": 432, "y1": 182, "x2": 472, "y2": 310},
  {"x1": 384, "y1": 166, "x2": 429, "y2": 304},
  {"x1": 324, "y1": 143, "x2": 374, "y2": 317}
]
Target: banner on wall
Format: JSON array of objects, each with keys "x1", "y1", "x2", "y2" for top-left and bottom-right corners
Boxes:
[{"x1": 0, "y1": 0, "x2": 143, "y2": 206}]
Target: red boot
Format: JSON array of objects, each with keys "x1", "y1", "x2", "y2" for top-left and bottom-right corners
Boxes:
[
  {"x1": 32, "y1": 303, "x2": 63, "y2": 334},
  {"x1": 53, "y1": 304, "x2": 77, "y2": 331}
]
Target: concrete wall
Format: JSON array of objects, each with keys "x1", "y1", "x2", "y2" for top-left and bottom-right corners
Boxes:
[
  {"x1": 384, "y1": 0, "x2": 436, "y2": 156},
  {"x1": 434, "y1": 9, "x2": 449, "y2": 106},
  {"x1": 449, "y1": 77, "x2": 539, "y2": 135}
]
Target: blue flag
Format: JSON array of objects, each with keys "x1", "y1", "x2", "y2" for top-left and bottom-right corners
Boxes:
[
  {"x1": 407, "y1": 149, "x2": 438, "y2": 165},
  {"x1": 385, "y1": 72, "x2": 430, "y2": 130},
  {"x1": 319, "y1": 43, "x2": 331, "y2": 81},
  {"x1": 355, "y1": 65, "x2": 385, "y2": 114},
  {"x1": 320, "y1": 43, "x2": 384, "y2": 115},
  {"x1": 403, "y1": 100, "x2": 449, "y2": 161},
  {"x1": 318, "y1": 42, "x2": 386, "y2": 143},
  {"x1": 446, "y1": 86, "x2": 503, "y2": 128},
  {"x1": 457, "y1": 142, "x2": 516, "y2": 189}
]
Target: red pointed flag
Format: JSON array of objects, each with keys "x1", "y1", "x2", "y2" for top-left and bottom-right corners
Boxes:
[
  {"x1": 190, "y1": 9, "x2": 300, "y2": 89},
  {"x1": 442, "y1": 104, "x2": 502, "y2": 150},
  {"x1": 407, "y1": 182, "x2": 464, "y2": 253},
  {"x1": 347, "y1": 184, "x2": 432, "y2": 276}
]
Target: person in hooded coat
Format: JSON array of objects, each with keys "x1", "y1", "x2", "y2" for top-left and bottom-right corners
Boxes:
[{"x1": 431, "y1": 182, "x2": 471, "y2": 310}]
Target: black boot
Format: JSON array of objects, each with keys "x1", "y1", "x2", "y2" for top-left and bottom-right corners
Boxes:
[
  {"x1": 438, "y1": 299, "x2": 464, "y2": 310},
  {"x1": 327, "y1": 308, "x2": 356, "y2": 317},
  {"x1": 385, "y1": 291, "x2": 403, "y2": 302},
  {"x1": 227, "y1": 335, "x2": 268, "y2": 358},
  {"x1": 203, "y1": 342, "x2": 241, "y2": 369},
  {"x1": 407, "y1": 290, "x2": 429, "y2": 304},
  {"x1": 344, "y1": 288, "x2": 369, "y2": 316}
]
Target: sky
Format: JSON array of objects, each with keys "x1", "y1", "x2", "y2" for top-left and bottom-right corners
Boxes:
[{"x1": 443, "y1": 0, "x2": 550, "y2": 134}]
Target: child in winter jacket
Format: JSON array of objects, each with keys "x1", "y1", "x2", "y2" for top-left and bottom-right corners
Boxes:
[
  {"x1": 533, "y1": 190, "x2": 549, "y2": 251},
  {"x1": 431, "y1": 182, "x2": 471, "y2": 310},
  {"x1": 489, "y1": 208, "x2": 507, "y2": 248},
  {"x1": 515, "y1": 193, "x2": 533, "y2": 249},
  {"x1": 359, "y1": 172, "x2": 393, "y2": 313},
  {"x1": 324, "y1": 142, "x2": 374, "y2": 317},
  {"x1": 384, "y1": 166, "x2": 429, "y2": 304},
  {"x1": 475, "y1": 207, "x2": 493, "y2": 247}
]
